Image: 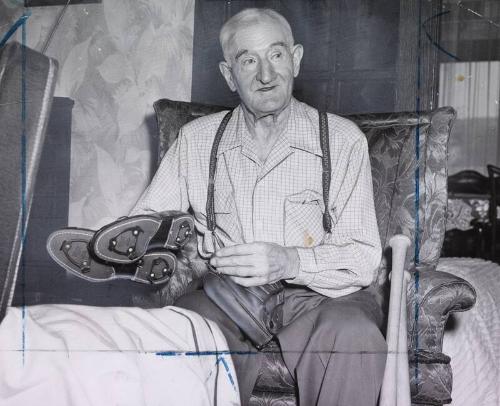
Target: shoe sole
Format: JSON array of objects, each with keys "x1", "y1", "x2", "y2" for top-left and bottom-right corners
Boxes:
[
  {"x1": 47, "y1": 228, "x2": 177, "y2": 285},
  {"x1": 90, "y1": 214, "x2": 194, "y2": 264}
]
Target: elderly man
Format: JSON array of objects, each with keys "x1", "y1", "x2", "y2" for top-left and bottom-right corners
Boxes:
[
  {"x1": 49, "y1": 7, "x2": 387, "y2": 406},
  {"x1": 130, "y1": 8, "x2": 387, "y2": 406}
]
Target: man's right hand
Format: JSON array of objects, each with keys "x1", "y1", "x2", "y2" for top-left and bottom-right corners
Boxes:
[{"x1": 209, "y1": 242, "x2": 299, "y2": 286}]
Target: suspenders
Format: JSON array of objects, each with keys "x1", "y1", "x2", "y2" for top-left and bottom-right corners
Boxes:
[
  {"x1": 318, "y1": 111, "x2": 332, "y2": 234},
  {"x1": 206, "y1": 110, "x2": 233, "y2": 233},
  {"x1": 206, "y1": 110, "x2": 332, "y2": 236}
]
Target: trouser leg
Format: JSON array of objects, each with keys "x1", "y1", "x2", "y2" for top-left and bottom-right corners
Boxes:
[
  {"x1": 278, "y1": 287, "x2": 387, "y2": 406},
  {"x1": 175, "y1": 289, "x2": 263, "y2": 406}
]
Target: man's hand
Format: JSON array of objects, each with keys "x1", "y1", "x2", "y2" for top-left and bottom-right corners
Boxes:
[{"x1": 209, "y1": 242, "x2": 299, "y2": 286}]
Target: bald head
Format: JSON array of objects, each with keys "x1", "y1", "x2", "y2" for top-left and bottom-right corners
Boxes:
[{"x1": 219, "y1": 8, "x2": 294, "y2": 61}]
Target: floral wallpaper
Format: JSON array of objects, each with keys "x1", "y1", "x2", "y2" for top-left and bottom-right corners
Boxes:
[{"x1": 2, "y1": 0, "x2": 195, "y2": 229}]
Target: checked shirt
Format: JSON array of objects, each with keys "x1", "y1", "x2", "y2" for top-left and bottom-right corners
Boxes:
[{"x1": 130, "y1": 98, "x2": 381, "y2": 298}]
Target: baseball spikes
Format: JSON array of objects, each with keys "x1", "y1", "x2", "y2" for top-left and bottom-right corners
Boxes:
[
  {"x1": 89, "y1": 211, "x2": 195, "y2": 264},
  {"x1": 47, "y1": 228, "x2": 177, "y2": 285}
]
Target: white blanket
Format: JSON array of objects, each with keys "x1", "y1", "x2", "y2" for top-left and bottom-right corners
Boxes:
[
  {"x1": 0, "y1": 305, "x2": 240, "y2": 406},
  {"x1": 438, "y1": 258, "x2": 500, "y2": 406}
]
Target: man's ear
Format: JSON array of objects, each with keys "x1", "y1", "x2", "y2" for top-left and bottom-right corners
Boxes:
[
  {"x1": 219, "y1": 61, "x2": 237, "y2": 92},
  {"x1": 291, "y1": 44, "x2": 304, "y2": 78}
]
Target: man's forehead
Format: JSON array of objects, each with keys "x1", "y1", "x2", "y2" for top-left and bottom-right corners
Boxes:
[
  {"x1": 235, "y1": 41, "x2": 288, "y2": 60},
  {"x1": 227, "y1": 21, "x2": 290, "y2": 57}
]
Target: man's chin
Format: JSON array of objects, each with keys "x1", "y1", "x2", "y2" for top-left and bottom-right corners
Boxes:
[{"x1": 246, "y1": 99, "x2": 289, "y2": 118}]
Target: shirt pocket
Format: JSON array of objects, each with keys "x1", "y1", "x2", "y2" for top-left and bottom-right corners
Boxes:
[
  {"x1": 283, "y1": 189, "x2": 326, "y2": 247},
  {"x1": 213, "y1": 191, "x2": 244, "y2": 244}
]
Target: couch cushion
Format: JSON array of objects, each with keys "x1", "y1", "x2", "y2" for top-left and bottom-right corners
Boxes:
[{"x1": 153, "y1": 99, "x2": 455, "y2": 287}]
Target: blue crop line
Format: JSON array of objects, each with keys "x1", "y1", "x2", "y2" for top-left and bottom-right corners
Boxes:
[
  {"x1": 424, "y1": 31, "x2": 461, "y2": 61},
  {"x1": 186, "y1": 350, "x2": 257, "y2": 356},
  {"x1": 156, "y1": 350, "x2": 257, "y2": 357},
  {"x1": 0, "y1": 13, "x2": 30, "y2": 49},
  {"x1": 414, "y1": 0, "x2": 423, "y2": 389},
  {"x1": 422, "y1": 10, "x2": 461, "y2": 61},
  {"x1": 217, "y1": 355, "x2": 236, "y2": 389},
  {"x1": 155, "y1": 351, "x2": 184, "y2": 357},
  {"x1": 0, "y1": 10, "x2": 34, "y2": 366},
  {"x1": 21, "y1": 11, "x2": 29, "y2": 366},
  {"x1": 0, "y1": 11, "x2": 32, "y2": 365},
  {"x1": 155, "y1": 350, "x2": 238, "y2": 390}
]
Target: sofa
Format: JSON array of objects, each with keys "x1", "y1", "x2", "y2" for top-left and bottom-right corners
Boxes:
[{"x1": 149, "y1": 99, "x2": 477, "y2": 406}]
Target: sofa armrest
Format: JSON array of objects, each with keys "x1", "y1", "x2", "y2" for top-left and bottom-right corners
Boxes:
[
  {"x1": 406, "y1": 267, "x2": 476, "y2": 352},
  {"x1": 406, "y1": 267, "x2": 476, "y2": 405}
]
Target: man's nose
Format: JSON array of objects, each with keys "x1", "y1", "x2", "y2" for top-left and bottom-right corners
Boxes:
[{"x1": 256, "y1": 59, "x2": 276, "y2": 84}]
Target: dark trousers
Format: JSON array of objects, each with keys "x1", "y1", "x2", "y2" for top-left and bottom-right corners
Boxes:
[{"x1": 175, "y1": 285, "x2": 387, "y2": 406}]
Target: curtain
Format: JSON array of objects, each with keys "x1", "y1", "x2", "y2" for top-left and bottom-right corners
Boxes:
[{"x1": 439, "y1": 61, "x2": 500, "y2": 175}]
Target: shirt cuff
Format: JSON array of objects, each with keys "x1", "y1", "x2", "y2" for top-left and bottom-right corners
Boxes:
[{"x1": 285, "y1": 247, "x2": 316, "y2": 286}]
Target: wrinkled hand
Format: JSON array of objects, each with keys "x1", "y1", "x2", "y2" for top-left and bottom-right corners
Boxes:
[{"x1": 209, "y1": 242, "x2": 299, "y2": 286}]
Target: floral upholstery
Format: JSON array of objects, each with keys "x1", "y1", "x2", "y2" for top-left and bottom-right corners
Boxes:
[
  {"x1": 352, "y1": 109, "x2": 452, "y2": 285},
  {"x1": 153, "y1": 99, "x2": 476, "y2": 406},
  {"x1": 406, "y1": 266, "x2": 476, "y2": 405}
]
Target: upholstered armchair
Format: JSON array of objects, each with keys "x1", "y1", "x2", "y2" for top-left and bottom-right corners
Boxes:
[{"x1": 146, "y1": 99, "x2": 477, "y2": 406}]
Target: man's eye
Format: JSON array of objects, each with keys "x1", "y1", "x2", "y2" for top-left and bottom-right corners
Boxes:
[
  {"x1": 271, "y1": 52, "x2": 282, "y2": 60},
  {"x1": 242, "y1": 58, "x2": 256, "y2": 66}
]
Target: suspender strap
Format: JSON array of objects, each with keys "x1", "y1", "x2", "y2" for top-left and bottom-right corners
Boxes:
[
  {"x1": 319, "y1": 111, "x2": 333, "y2": 234},
  {"x1": 205, "y1": 109, "x2": 332, "y2": 235},
  {"x1": 206, "y1": 110, "x2": 233, "y2": 232}
]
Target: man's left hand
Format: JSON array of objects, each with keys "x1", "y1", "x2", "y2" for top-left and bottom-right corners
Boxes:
[{"x1": 209, "y1": 242, "x2": 299, "y2": 286}]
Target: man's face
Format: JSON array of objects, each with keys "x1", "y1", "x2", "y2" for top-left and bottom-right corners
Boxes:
[{"x1": 219, "y1": 20, "x2": 303, "y2": 118}]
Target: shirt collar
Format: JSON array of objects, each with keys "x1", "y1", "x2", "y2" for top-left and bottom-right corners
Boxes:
[
  {"x1": 286, "y1": 98, "x2": 323, "y2": 157},
  {"x1": 216, "y1": 98, "x2": 323, "y2": 157}
]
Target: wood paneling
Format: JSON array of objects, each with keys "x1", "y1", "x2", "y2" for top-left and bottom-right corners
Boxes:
[
  {"x1": 395, "y1": 0, "x2": 441, "y2": 111},
  {"x1": 192, "y1": 0, "x2": 438, "y2": 114}
]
